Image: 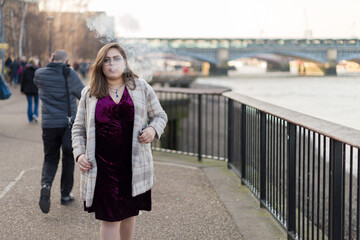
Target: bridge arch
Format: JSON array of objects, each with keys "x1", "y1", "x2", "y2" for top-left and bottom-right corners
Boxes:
[{"x1": 229, "y1": 50, "x2": 327, "y2": 64}]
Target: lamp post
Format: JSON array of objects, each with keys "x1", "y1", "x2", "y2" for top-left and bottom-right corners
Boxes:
[
  {"x1": 71, "y1": 27, "x2": 76, "y2": 63},
  {"x1": 0, "y1": 0, "x2": 6, "y2": 76},
  {"x1": 47, "y1": 16, "x2": 54, "y2": 57}
]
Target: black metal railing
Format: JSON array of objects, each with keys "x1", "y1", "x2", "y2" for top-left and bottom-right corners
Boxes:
[
  {"x1": 153, "y1": 87, "x2": 360, "y2": 240},
  {"x1": 152, "y1": 86, "x2": 229, "y2": 161}
]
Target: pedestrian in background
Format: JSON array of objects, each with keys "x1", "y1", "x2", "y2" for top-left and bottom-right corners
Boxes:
[
  {"x1": 5, "y1": 56, "x2": 12, "y2": 82},
  {"x1": 9, "y1": 58, "x2": 19, "y2": 86},
  {"x1": 78, "y1": 60, "x2": 88, "y2": 78},
  {"x1": 20, "y1": 57, "x2": 39, "y2": 123},
  {"x1": 72, "y1": 42, "x2": 167, "y2": 240},
  {"x1": 18, "y1": 56, "x2": 27, "y2": 84},
  {"x1": 34, "y1": 50, "x2": 84, "y2": 214}
]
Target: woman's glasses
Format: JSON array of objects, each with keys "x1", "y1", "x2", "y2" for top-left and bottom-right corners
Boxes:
[{"x1": 103, "y1": 57, "x2": 124, "y2": 65}]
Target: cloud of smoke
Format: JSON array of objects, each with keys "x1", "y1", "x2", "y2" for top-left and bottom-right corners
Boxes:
[
  {"x1": 86, "y1": 13, "x2": 172, "y2": 82},
  {"x1": 86, "y1": 13, "x2": 115, "y2": 43},
  {"x1": 121, "y1": 40, "x2": 161, "y2": 82},
  {"x1": 117, "y1": 13, "x2": 141, "y2": 33}
]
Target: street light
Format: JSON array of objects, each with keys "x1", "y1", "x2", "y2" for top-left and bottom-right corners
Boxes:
[
  {"x1": 71, "y1": 27, "x2": 76, "y2": 63},
  {"x1": 47, "y1": 16, "x2": 54, "y2": 57},
  {"x1": 0, "y1": 0, "x2": 6, "y2": 76}
]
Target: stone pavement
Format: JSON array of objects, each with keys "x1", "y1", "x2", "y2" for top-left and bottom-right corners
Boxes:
[{"x1": 0, "y1": 84, "x2": 286, "y2": 240}]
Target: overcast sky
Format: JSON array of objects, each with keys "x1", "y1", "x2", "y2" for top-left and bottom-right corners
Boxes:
[{"x1": 87, "y1": 0, "x2": 359, "y2": 39}]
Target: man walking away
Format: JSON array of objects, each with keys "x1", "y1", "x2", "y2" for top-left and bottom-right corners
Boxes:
[{"x1": 34, "y1": 50, "x2": 84, "y2": 214}]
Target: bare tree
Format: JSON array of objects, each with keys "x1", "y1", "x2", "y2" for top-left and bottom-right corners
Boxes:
[
  {"x1": 18, "y1": 1, "x2": 28, "y2": 58},
  {"x1": 4, "y1": 0, "x2": 105, "y2": 64},
  {"x1": 10, "y1": 8, "x2": 17, "y2": 56}
]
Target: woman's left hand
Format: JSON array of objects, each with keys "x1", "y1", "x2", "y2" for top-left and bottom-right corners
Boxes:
[{"x1": 138, "y1": 127, "x2": 156, "y2": 143}]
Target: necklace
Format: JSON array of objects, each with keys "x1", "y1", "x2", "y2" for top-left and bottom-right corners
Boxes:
[{"x1": 109, "y1": 83, "x2": 124, "y2": 98}]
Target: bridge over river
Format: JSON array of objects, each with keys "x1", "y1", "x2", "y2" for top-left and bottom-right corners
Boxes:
[{"x1": 120, "y1": 38, "x2": 360, "y2": 75}]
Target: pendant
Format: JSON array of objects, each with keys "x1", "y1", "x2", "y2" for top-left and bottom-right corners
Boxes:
[{"x1": 115, "y1": 89, "x2": 118, "y2": 98}]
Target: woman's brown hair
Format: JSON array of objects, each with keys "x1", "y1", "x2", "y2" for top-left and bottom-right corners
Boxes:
[{"x1": 89, "y1": 42, "x2": 138, "y2": 98}]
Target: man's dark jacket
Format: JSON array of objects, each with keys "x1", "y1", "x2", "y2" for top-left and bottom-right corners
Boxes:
[{"x1": 34, "y1": 62, "x2": 84, "y2": 128}]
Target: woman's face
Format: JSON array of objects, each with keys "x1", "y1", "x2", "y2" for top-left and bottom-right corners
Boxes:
[{"x1": 102, "y1": 48, "x2": 126, "y2": 81}]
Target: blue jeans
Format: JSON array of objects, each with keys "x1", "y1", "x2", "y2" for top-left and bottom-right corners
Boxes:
[
  {"x1": 10, "y1": 73, "x2": 19, "y2": 85},
  {"x1": 26, "y1": 94, "x2": 39, "y2": 122}
]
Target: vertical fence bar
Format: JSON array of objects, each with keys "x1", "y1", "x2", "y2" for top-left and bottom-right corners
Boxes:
[
  {"x1": 267, "y1": 116, "x2": 270, "y2": 206},
  {"x1": 212, "y1": 95, "x2": 215, "y2": 157},
  {"x1": 282, "y1": 120, "x2": 286, "y2": 222},
  {"x1": 271, "y1": 116, "x2": 274, "y2": 210},
  {"x1": 275, "y1": 118, "x2": 280, "y2": 214},
  {"x1": 238, "y1": 104, "x2": 242, "y2": 173},
  {"x1": 175, "y1": 92, "x2": 179, "y2": 151},
  {"x1": 218, "y1": 95, "x2": 221, "y2": 159},
  {"x1": 227, "y1": 99, "x2": 233, "y2": 169},
  {"x1": 198, "y1": 94, "x2": 202, "y2": 161},
  {"x1": 279, "y1": 118, "x2": 282, "y2": 219},
  {"x1": 205, "y1": 95, "x2": 208, "y2": 156},
  {"x1": 307, "y1": 129, "x2": 310, "y2": 240},
  {"x1": 302, "y1": 129, "x2": 305, "y2": 239},
  {"x1": 317, "y1": 133, "x2": 321, "y2": 240},
  {"x1": 311, "y1": 131, "x2": 315, "y2": 240},
  {"x1": 182, "y1": 93, "x2": 186, "y2": 153},
  {"x1": 329, "y1": 139, "x2": 344, "y2": 240},
  {"x1": 349, "y1": 147, "x2": 353, "y2": 240},
  {"x1": 224, "y1": 97, "x2": 227, "y2": 160},
  {"x1": 187, "y1": 94, "x2": 190, "y2": 154},
  {"x1": 342, "y1": 144, "x2": 346, "y2": 237},
  {"x1": 287, "y1": 123, "x2": 297, "y2": 240},
  {"x1": 260, "y1": 111, "x2": 266, "y2": 208},
  {"x1": 323, "y1": 136, "x2": 327, "y2": 240},
  {"x1": 358, "y1": 148, "x2": 360, "y2": 240},
  {"x1": 297, "y1": 127, "x2": 300, "y2": 237},
  {"x1": 170, "y1": 92, "x2": 174, "y2": 150},
  {"x1": 241, "y1": 104, "x2": 247, "y2": 181},
  {"x1": 192, "y1": 94, "x2": 196, "y2": 154}
]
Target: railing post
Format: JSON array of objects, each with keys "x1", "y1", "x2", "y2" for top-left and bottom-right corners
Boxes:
[
  {"x1": 227, "y1": 98, "x2": 233, "y2": 169},
  {"x1": 241, "y1": 104, "x2": 246, "y2": 182},
  {"x1": 259, "y1": 111, "x2": 266, "y2": 208},
  {"x1": 198, "y1": 94, "x2": 202, "y2": 162},
  {"x1": 287, "y1": 123, "x2": 297, "y2": 240},
  {"x1": 329, "y1": 139, "x2": 344, "y2": 240}
]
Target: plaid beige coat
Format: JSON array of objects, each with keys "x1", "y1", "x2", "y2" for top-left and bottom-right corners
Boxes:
[{"x1": 72, "y1": 78, "x2": 167, "y2": 207}]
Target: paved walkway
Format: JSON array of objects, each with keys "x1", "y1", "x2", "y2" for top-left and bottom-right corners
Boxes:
[{"x1": 0, "y1": 84, "x2": 286, "y2": 240}]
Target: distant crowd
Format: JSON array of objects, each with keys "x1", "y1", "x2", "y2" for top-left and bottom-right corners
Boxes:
[{"x1": 4, "y1": 56, "x2": 92, "y2": 85}]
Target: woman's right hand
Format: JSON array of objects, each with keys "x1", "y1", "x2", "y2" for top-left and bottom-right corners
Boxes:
[{"x1": 77, "y1": 154, "x2": 92, "y2": 173}]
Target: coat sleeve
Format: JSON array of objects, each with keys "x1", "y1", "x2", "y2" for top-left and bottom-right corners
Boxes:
[
  {"x1": 70, "y1": 70, "x2": 85, "y2": 100},
  {"x1": 72, "y1": 87, "x2": 88, "y2": 161},
  {"x1": 145, "y1": 81, "x2": 168, "y2": 140}
]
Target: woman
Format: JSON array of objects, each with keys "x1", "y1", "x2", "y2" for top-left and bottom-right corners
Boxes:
[
  {"x1": 72, "y1": 43, "x2": 167, "y2": 240},
  {"x1": 20, "y1": 57, "x2": 39, "y2": 123}
]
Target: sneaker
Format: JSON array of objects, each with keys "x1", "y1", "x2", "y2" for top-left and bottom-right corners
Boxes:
[
  {"x1": 39, "y1": 185, "x2": 51, "y2": 214},
  {"x1": 61, "y1": 193, "x2": 75, "y2": 205},
  {"x1": 32, "y1": 114, "x2": 39, "y2": 123}
]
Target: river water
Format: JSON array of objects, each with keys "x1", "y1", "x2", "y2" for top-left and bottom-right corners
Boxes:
[{"x1": 195, "y1": 71, "x2": 360, "y2": 131}]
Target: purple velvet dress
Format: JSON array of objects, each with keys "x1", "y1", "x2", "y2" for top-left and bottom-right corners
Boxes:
[{"x1": 85, "y1": 87, "x2": 151, "y2": 221}]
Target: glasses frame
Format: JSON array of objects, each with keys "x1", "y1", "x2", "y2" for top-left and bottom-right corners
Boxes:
[{"x1": 103, "y1": 56, "x2": 124, "y2": 66}]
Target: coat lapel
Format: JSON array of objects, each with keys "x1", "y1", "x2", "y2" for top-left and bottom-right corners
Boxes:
[
  {"x1": 126, "y1": 82, "x2": 144, "y2": 162},
  {"x1": 87, "y1": 95, "x2": 98, "y2": 164}
]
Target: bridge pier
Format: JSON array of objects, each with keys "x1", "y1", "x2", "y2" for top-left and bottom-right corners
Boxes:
[
  {"x1": 209, "y1": 63, "x2": 229, "y2": 75},
  {"x1": 324, "y1": 66, "x2": 337, "y2": 75},
  {"x1": 324, "y1": 49, "x2": 338, "y2": 76},
  {"x1": 209, "y1": 49, "x2": 230, "y2": 75}
]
